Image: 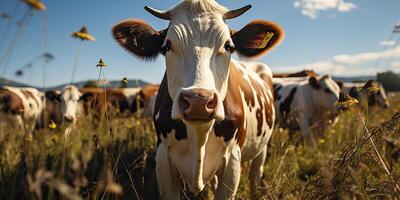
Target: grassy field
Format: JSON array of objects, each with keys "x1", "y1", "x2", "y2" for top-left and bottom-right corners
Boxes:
[{"x1": 0, "y1": 92, "x2": 399, "y2": 199}]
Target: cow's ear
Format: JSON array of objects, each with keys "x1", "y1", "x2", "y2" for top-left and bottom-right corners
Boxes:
[
  {"x1": 79, "y1": 93, "x2": 93, "y2": 102},
  {"x1": 112, "y1": 20, "x2": 166, "y2": 60},
  {"x1": 45, "y1": 91, "x2": 61, "y2": 102},
  {"x1": 232, "y1": 20, "x2": 284, "y2": 58},
  {"x1": 309, "y1": 76, "x2": 320, "y2": 89}
]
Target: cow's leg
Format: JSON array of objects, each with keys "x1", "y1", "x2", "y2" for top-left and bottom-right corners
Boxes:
[
  {"x1": 155, "y1": 143, "x2": 180, "y2": 200},
  {"x1": 249, "y1": 146, "x2": 267, "y2": 198},
  {"x1": 215, "y1": 145, "x2": 241, "y2": 200},
  {"x1": 298, "y1": 114, "x2": 314, "y2": 146}
]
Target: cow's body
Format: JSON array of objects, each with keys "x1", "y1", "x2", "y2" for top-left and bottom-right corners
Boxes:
[
  {"x1": 154, "y1": 60, "x2": 274, "y2": 197},
  {"x1": 0, "y1": 86, "x2": 44, "y2": 134},
  {"x1": 273, "y1": 76, "x2": 340, "y2": 139},
  {"x1": 342, "y1": 82, "x2": 389, "y2": 109},
  {"x1": 112, "y1": 0, "x2": 284, "y2": 198}
]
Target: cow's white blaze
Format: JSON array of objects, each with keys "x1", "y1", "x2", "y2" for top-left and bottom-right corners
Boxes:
[
  {"x1": 61, "y1": 85, "x2": 81, "y2": 122},
  {"x1": 165, "y1": 3, "x2": 231, "y2": 121}
]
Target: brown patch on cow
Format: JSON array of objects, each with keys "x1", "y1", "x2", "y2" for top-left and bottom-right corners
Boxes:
[
  {"x1": 214, "y1": 62, "x2": 274, "y2": 147},
  {"x1": 131, "y1": 84, "x2": 159, "y2": 113},
  {"x1": 273, "y1": 70, "x2": 317, "y2": 78},
  {"x1": 0, "y1": 88, "x2": 24, "y2": 115},
  {"x1": 153, "y1": 74, "x2": 187, "y2": 144},
  {"x1": 79, "y1": 88, "x2": 130, "y2": 118},
  {"x1": 21, "y1": 90, "x2": 39, "y2": 109}
]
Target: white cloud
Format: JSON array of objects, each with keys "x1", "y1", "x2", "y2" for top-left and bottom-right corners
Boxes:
[
  {"x1": 391, "y1": 61, "x2": 400, "y2": 69},
  {"x1": 380, "y1": 40, "x2": 396, "y2": 46},
  {"x1": 272, "y1": 47, "x2": 400, "y2": 76},
  {"x1": 293, "y1": 0, "x2": 356, "y2": 19}
]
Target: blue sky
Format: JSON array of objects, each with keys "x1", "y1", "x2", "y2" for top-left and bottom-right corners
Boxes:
[{"x1": 0, "y1": 0, "x2": 399, "y2": 87}]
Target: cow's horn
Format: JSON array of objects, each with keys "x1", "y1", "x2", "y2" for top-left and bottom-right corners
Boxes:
[
  {"x1": 224, "y1": 5, "x2": 252, "y2": 19},
  {"x1": 144, "y1": 6, "x2": 171, "y2": 20}
]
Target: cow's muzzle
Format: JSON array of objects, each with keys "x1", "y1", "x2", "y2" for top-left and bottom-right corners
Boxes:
[
  {"x1": 64, "y1": 115, "x2": 74, "y2": 122},
  {"x1": 179, "y1": 89, "x2": 218, "y2": 122}
]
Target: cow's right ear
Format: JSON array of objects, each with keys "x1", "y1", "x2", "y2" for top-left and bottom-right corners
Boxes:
[
  {"x1": 45, "y1": 91, "x2": 61, "y2": 102},
  {"x1": 112, "y1": 20, "x2": 166, "y2": 60},
  {"x1": 309, "y1": 76, "x2": 320, "y2": 89}
]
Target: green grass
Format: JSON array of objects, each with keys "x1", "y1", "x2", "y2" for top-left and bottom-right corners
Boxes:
[{"x1": 0, "y1": 93, "x2": 399, "y2": 199}]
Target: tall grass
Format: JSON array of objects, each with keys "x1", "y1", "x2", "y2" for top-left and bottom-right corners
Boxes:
[{"x1": 0, "y1": 93, "x2": 399, "y2": 199}]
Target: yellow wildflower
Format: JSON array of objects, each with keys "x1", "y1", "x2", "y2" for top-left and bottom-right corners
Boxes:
[
  {"x1": 121, "y1": 77, "x2": 128, "y2": 85},
  {"x1": 96, "y1": 58, "x2": 107, "y2": 67},
  {"x1": 49, "y1": 120, "x2": 56, "y2": 129},
  {"x1": 319, "y1": 139, "x2": 326, "y2": 144},
  {"x1": 361, "y1": 80, "x2": 380, "y2": 93},
  {"x1": 336, "y1": 92, "x2": 359, "y2": 107},
  {"x1": 71, "y1": 27, "x2": 96, "y2": 41},
  {"x1": 23, "y1": 0, "x2": 46, "y2": 11}
]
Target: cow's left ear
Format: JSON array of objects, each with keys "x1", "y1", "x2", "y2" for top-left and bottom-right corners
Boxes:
[
  {"x1": 232, "y1": 20, "x2": 284, "y2": 58},
  {"x1": 112, "y1": 19, "x2": 167, "y2": 60}
]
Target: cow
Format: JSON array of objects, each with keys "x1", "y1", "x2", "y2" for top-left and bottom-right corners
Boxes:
[
  {"x1": 273, "y1": 69, "x2": 317, "y2": 78},
  {"x1": 112, "y1": 0, "x2": 284, "y2": 199},
  {"x1": 0, "y1": 86, "x2": 44, "y2": 136},
  {"x1": 130, "y1": 84, "x2": 159, "y2": 117},
  {"x1": 341, "y1": 81, "x2": 390, "y2": 109},
  {"x1": 273, "y1": 75, "x2": 340, "y2": 140}
]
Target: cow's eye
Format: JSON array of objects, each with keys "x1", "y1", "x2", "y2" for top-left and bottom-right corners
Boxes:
[
  {"x1": 161, "y1": 40, "x2": 172, "y2": 53},
  {"x1": 224, "y1": 41, "x2": 235, "y2": 53},
  {"x1": 324, "y1": 88, "x2": 331, "y2": 93}
]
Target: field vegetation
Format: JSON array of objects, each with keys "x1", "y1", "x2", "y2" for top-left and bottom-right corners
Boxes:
[{"x1": 0, "y1": 92, "x2": 399, "y2": 199}]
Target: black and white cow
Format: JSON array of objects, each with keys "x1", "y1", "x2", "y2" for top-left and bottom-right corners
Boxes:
[
  {"x1": 112, "y1": 0, "x2": 284, "y2": 199},
  {"x1": 273, "y1": 75, "x2": 340, "y2": 139}
]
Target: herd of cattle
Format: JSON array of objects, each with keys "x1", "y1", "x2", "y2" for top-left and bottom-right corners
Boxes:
[
  {"x1": 0, "y1": 69, "x2": 389, "y2": 137},
  {"x1": 0, "y1": 0, "x2": 392, "y2": 199}
]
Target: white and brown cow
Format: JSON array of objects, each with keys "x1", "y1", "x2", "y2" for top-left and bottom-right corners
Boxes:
[
  {"x1": 112, "y1": 0, "x2": 284, "y2": 199},
  {"x1": 273, "y1": 75, "x2": 340, "y2": 140},
  {"x1": 0, "y1": 86, "x2": 44, "y2": 134}
]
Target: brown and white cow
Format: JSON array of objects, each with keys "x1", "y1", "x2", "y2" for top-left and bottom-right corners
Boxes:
[
  {"x1": 112, "y1": 0, "x2": 284, "y2": 199},
  {"x1": 0, "y1": 86, "x2": 44, "y2": 134},
  {"x1": 130, "y1": 84, "x2": 159, "y2": 117},
  {"x1": 273, "y1": 69, "x2": 317, "y2": 78}
]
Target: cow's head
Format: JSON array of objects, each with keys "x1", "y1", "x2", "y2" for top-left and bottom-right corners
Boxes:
[
  {"x1": 309, "y1": 75, "x2": 340, "y2": 111},
  {"x1": 112, "y1": 0, "x2": 284, "y2": 123},
  {"x1": 60, "y1": 85, "x2": 81, "y2": 122},
  {"x1": 369, "y1": 83, "x2": 390, "y2": 108}
]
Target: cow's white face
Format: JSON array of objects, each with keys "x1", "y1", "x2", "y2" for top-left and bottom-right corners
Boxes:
[
  {"x1": 310, "y1": 75, "x2": 340, "y2": 111},
  {"x1": 61, "y1": 85, "x2": 81, "y2": 122},
  {"x1": 165, "y1": 13, "x2": 231, "y2": 120},
  {"x1": 112, "y1": 1, "x2": 284, "y2": 122}
]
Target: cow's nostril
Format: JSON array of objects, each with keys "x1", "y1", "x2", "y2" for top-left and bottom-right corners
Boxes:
[{"x1": 206, "y1": 94, "x2": 217, "y2": 110}]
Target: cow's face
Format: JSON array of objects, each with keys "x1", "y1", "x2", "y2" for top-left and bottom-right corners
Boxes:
[
  {"x1": 113, "y1": 1, "x2": 284, "y2": 122},
  {"x1": 60, "y1": 85, "x2": 81, "y2": 122},
  {"x1": 309, "y1": 75, "x2": 340, "y2": 111}
]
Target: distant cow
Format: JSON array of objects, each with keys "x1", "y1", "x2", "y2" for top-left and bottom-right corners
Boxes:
[
  {"x1": 112, "y1": 0, "x2": 284, "y2": 198},
  {"x1": 273, "y1": 69, "x2": 317, "y2": 78},
  {"x1": 273, "y1": 75, "x2": 340, "y2": 139},
  {"x1": 0, "y1": 86, "x2": 44, "y2": 135},
  {"x1": 130, "y1": 84, "x2": 159, "y2": 117},
  {"x1": 341, "y1": 82, "x2": 390, "y2": 109}
]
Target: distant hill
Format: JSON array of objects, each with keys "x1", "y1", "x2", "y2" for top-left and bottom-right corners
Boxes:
[{"x1": 0, "y1": 77, "x2": 150, "y2": 91}]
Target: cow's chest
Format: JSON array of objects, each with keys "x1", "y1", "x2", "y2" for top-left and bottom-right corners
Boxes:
[{"x1": 160, "y1": 128, "x2": 232, "y2": 189}]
